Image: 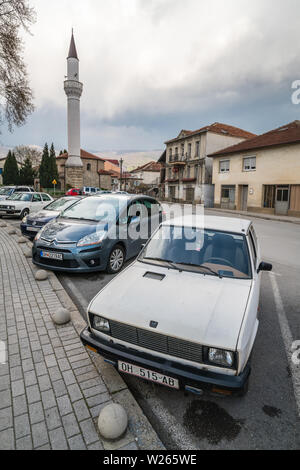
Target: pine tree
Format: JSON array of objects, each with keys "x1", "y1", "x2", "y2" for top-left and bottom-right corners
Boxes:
[
  {"x1": 19, "y1": 157, "x2": 36, "y2": 185},
  {"x1": 49, "y1": 143, "x2": 59, "y2": 186},
  {"x1": 3, "y1": 151, "x2": 19, "y2": 185},
  {"x1": 39, "y1": 143, "x2": 50, "y2": 188}
]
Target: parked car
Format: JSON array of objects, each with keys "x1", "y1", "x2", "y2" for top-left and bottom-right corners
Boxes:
[
  {"x1": 0, "y1": 186, "x2": 35, "y2": 201},
  {"x1": 80, "y1": 215, "x2": 272, "y2": 397},
  {"x1": 65, "y1": 188, "x2": 82, "y2": 196},
  {"x1": 82, "y1": 186, "x2": 100, "y2": 195},
  {"x1": 20, "y1": 195, "x2": 83, "y2": 240},
  {"x1": 32, "y1": 194, "x2": 163, "y2": 273},
  {"x1": 0, "y1": 192, "x2": 53, "y2": 219}
]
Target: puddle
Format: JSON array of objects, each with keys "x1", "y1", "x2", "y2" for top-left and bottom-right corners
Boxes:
[
  {"x1": 262, "y1": 405, "x2": 282, "y2": 418},
  {"x1": 183, "y1": 400, "x2": 242, "y2": 445}
]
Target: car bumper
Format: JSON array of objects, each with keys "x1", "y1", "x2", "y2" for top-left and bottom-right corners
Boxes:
[
  {"x1": 0, "y1": 209, "x2": 21, "y2": 216},
  {"x1": 32, "y1": 242, "x2": 109, "y2": 273},
  {"x1": 80, "y1": 327, "x2": 251, "y2": 395},
  {"x1": 20, "y1": 223, "x2": 42, "y2": 238}
]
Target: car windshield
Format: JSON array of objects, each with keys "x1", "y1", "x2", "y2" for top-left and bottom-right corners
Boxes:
[
  {"x1": 44, "y1": 197, "x2": 78, "y2": 212},
  {"x1": 7, "y1": 193, "x2": 32, "y2": 202},
  {"x1": 0, "y1": 188, "x2": 13, "y2": 195},
  {"x1": 60, "y1": 196, "x2": 127, "y2": 223},
  {"x1": 140, "y1": 225, "x2": 252, "y2": 279}
]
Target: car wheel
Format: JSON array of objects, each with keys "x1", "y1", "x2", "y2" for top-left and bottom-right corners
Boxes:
[
  {"x1": 20, "y1": 209, "x2": 29, "y2": 219},
  {"x1": 107, "y1": 245, "x2": 125, "y2": 274}
]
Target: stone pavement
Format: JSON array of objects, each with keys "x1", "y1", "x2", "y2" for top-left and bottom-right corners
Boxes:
[{"x1": 0, "y1": 224, "x2": 162, "y2": 450}]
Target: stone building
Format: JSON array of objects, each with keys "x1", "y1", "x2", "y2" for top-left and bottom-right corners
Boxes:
[
  {"x1": 210, "y1": 120, "x2": 300, "y2": 217},
  {"x1": 57, "y1": 149, "x2": 112, "y2": 190},
  {"x1": 164, "y1": 122, "x2": 256, "y2": 206}
]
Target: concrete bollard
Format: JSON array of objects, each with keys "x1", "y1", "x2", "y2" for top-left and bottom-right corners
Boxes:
[
  {"x1": 98, "y1": 403, "x2": 128, "y2": 440},
  {"x1": 34, "y1": 270, "x2": 48, "y2": 281},
  {"x1": 23, "y1": 248, "x2": 32, "y2": 258},
  {"x1": 51, "y1": 308, "x2": 70, "y2": 325},
  {"x1": 0, "y1": 222, "x2": 7, "y2": 227},
  {"x1": 17, "y1": 236, "x2": 27, "y2": 244},
  {"x1": 7, "y1": 228, "x2": 16, "y2": 235}
]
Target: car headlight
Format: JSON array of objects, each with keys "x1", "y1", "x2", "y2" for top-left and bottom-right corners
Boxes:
[
  {"x1": 22, "y1": 216, "x2": 28, "y2": 223},
  {"x1": 77, "y1": 231, "x2": 107, "y2": 247},
  {"x1": 208, "y1": 348, "x2": 234, "y2": 367},
  {"x1": 91, "y1": 315, "x2": 110, "y2": 333},
  {"x1": 34, "y1": 226, "x2": 45, "y2": 241}
]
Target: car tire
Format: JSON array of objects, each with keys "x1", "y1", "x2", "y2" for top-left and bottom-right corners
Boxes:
[
  {"x1": 107, "y1": 244, "x2": 125, "y2": 274},
  {"x1": 20, "y1": 209, "x2": 29, "y2": 220}
]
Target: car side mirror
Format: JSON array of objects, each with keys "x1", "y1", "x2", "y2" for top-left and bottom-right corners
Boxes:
[{"x1": 257, "y1": 261, "x2": 272, "y2": 273}]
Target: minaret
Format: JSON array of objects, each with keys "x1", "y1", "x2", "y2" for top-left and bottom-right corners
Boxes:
[{"x1": 64, "y1": 30, "x2": 83, "y2": 188}]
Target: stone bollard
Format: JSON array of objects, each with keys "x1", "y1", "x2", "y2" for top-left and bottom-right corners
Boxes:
[
  {"x1": 7, "y1": 228, "x2": 16, "y2": 235},
  {"x1": 98, "y1": 403, "x2": 128, "y2": 440},
  {"x1": 51, "y1": 308, "x2": 70, "y2": 325},
  {"x1": 35, "y1": 270, "x2": 48, "y2": 281},
  {"x1": 0, "y1": 222, "x2": 7, "y2": 228},
  {"x1": 17, "y1": 236, "x2": 27, "y2": 244},
  {"x1": 23, "y1": 248, "x2": 32, "y2": 258}
]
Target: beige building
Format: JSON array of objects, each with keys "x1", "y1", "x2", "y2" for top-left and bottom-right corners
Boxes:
[
  {"x1": 56, "y1": 149, "x2": 112, "y2": 190},
  {"x1": 130, "y1": 161, "x2": 162, "y2": 186},
  {"x1": 164, "y1": 123, "x2": 256, "y2": 206},
  {"x1": 210, "y1": 120, "x2": 300, "y2": 217}
]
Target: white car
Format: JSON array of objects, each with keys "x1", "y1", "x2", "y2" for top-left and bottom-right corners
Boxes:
[
  {"x1": 81, "y1": 215, "x2": 272, "y2": 396},
  {"x1": 0, "y1": 186, "x2": 35, "y2": 200},
  {"x1": 0, "y1": 192, "x2": 54, "y2": 219}
]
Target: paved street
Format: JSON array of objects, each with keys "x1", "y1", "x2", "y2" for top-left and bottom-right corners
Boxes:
[{"x1": 6, "y1": 211, "x2": 300, "y2": 449}]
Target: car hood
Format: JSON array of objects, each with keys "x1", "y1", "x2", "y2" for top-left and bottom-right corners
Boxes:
[
  {"x1": 1, "y1": 200, "x2": 28, "y2": 207},
  {"x1": 89, "y1": 261, "x2": 252, "y2": 351},
  {"x1": 27, "y1": 210, "x2": 59, "y2": 223},
  {"x1": 39, "y1": 218, "x2": 106, "y2": 242}
]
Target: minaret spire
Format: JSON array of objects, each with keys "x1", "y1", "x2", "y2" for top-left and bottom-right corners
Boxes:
[{"x1": 64, "y1": 30, "x2": 83, "y2": 187}]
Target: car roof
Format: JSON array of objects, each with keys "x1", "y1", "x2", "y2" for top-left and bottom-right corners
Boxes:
[
  {"x1": 87, "y1": 194, "x2": 157, "y2": 202},
  {"x1": 162, "y1": 215, "x2": 252, "y2": 234}
]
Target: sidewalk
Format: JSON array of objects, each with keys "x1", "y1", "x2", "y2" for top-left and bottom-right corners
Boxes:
[
  {"x1": 205, "y1": 207, "x2": 300, "y2": 224},
  {"x1": 0, "y1": 225, "x2": 162, "y2": 450}
]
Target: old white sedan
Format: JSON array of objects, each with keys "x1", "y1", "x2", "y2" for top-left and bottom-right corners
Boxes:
[
  {"x1": 0, "y1": 192, "x2": 53, "y2": 219},
  {"x1": 81, "y1": 215, "x2": 272, "y2": 396}
]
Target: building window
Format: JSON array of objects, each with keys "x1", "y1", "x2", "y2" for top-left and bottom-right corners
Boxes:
[
  {"x1": 187, "y1": 166, "x2": 190, "y2": 178},
  {"x1": 219, "y1": 160, "x2": 230, "y2": 173},
  {"x1": 188, "y1": 143, "x2": 192, "y2": 159},
  {"x1": 169, "y1": 148, "x2": 172, "y2": 161},
  {"x1": 243, "y1": 156, "x2": 256, "y2": 171},
  {"x1": 181, "y1": 143, "x2": 184, "y2": 157},
  {"x1": 87, "y1": 163, "x2": 91, "y2": 171},
  {"x1": 196, "y1": 141, "x2": 200, "y2": 157},
  {"x1": 175, "y1": 147, "x2": 178, "y2": 157}
]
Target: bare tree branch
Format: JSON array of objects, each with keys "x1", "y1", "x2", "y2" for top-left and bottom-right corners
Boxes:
[{"x1": 0, "y1": 0, "x2": 36, "y2": 132}]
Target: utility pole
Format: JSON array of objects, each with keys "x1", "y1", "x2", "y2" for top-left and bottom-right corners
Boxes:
[{"x1": 120, "y1": 157, "x2": 123, "y2": 191}]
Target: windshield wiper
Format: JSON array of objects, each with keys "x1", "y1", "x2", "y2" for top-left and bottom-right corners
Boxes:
[
  {"x1": 142, "y1": 257, "x2": 182, "y2": 271},
  {"x1": 62, "y1": 216, "x2": 97, "y2": 222},
  {"x1": 175, "y1": 262, "x2": 222, "y2": 278}
]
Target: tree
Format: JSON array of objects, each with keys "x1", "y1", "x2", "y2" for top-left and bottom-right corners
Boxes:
[
  {"x1": 13, "y1": 145, "x2": 42, "y2": 167},
  {"x1": 39, "y1": 143, "x2": 50, "y2": 188},
  {"x1": 48, "y1": 143, "x2": 59, "y2": 185},
  {"x1": 3, "y1": 150, "x2": 19, "y2": 184},
  {"x1": 0, "y1": 1, "x2": 36, "y2": 132},
  {"x1": 19, "y1": 156, "x2": 35, "y2": 184}
]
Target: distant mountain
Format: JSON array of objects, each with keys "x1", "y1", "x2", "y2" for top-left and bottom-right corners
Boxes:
[
  {"x1": 93, "y1": 150, "x2": 163, "y2": 171},
  {"x1": 0, "y1": 145, "x2": 11, "y2": 158}
]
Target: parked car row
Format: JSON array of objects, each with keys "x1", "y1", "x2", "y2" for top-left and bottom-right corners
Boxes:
[
  {"x1": 66, "y1": 187, "x2": 130, "y2": 197},
  {"x1": 8, "y1": 191, "x2": 272, "y2": 397},
  {"x1": 0, "y1": 192, "x2": 54, "y2": 219},
  {"x1": 0, "y1": 185, "x2": 35, "y2": 200}
]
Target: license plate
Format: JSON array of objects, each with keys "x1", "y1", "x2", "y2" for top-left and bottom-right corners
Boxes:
[
  {"x1": 40, "y1": 251, "x2": 63, "y2": 260},
  {"x1": 118, "y1": 361, "x2": 179, "y2": 389},
  {"x1": 27, "y1": 226, "x2": 39, "y2": 232}
]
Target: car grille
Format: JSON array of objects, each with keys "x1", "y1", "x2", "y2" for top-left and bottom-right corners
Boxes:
[
  {"x1": 33, "y1": 254, "x2": 79, "y2": 268},
  {"x1": 109, "y1": 320, "x2": 203, "y2": 364}
]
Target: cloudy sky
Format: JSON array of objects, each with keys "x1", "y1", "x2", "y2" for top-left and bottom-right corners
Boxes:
[{"x1": 1, "y1": 0, "x2": 300, "y2": 152}]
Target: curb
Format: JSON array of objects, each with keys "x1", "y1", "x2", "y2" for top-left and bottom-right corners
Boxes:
[{"x1": 46, "y1": 270, "x2": 164, "y2": 450}]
